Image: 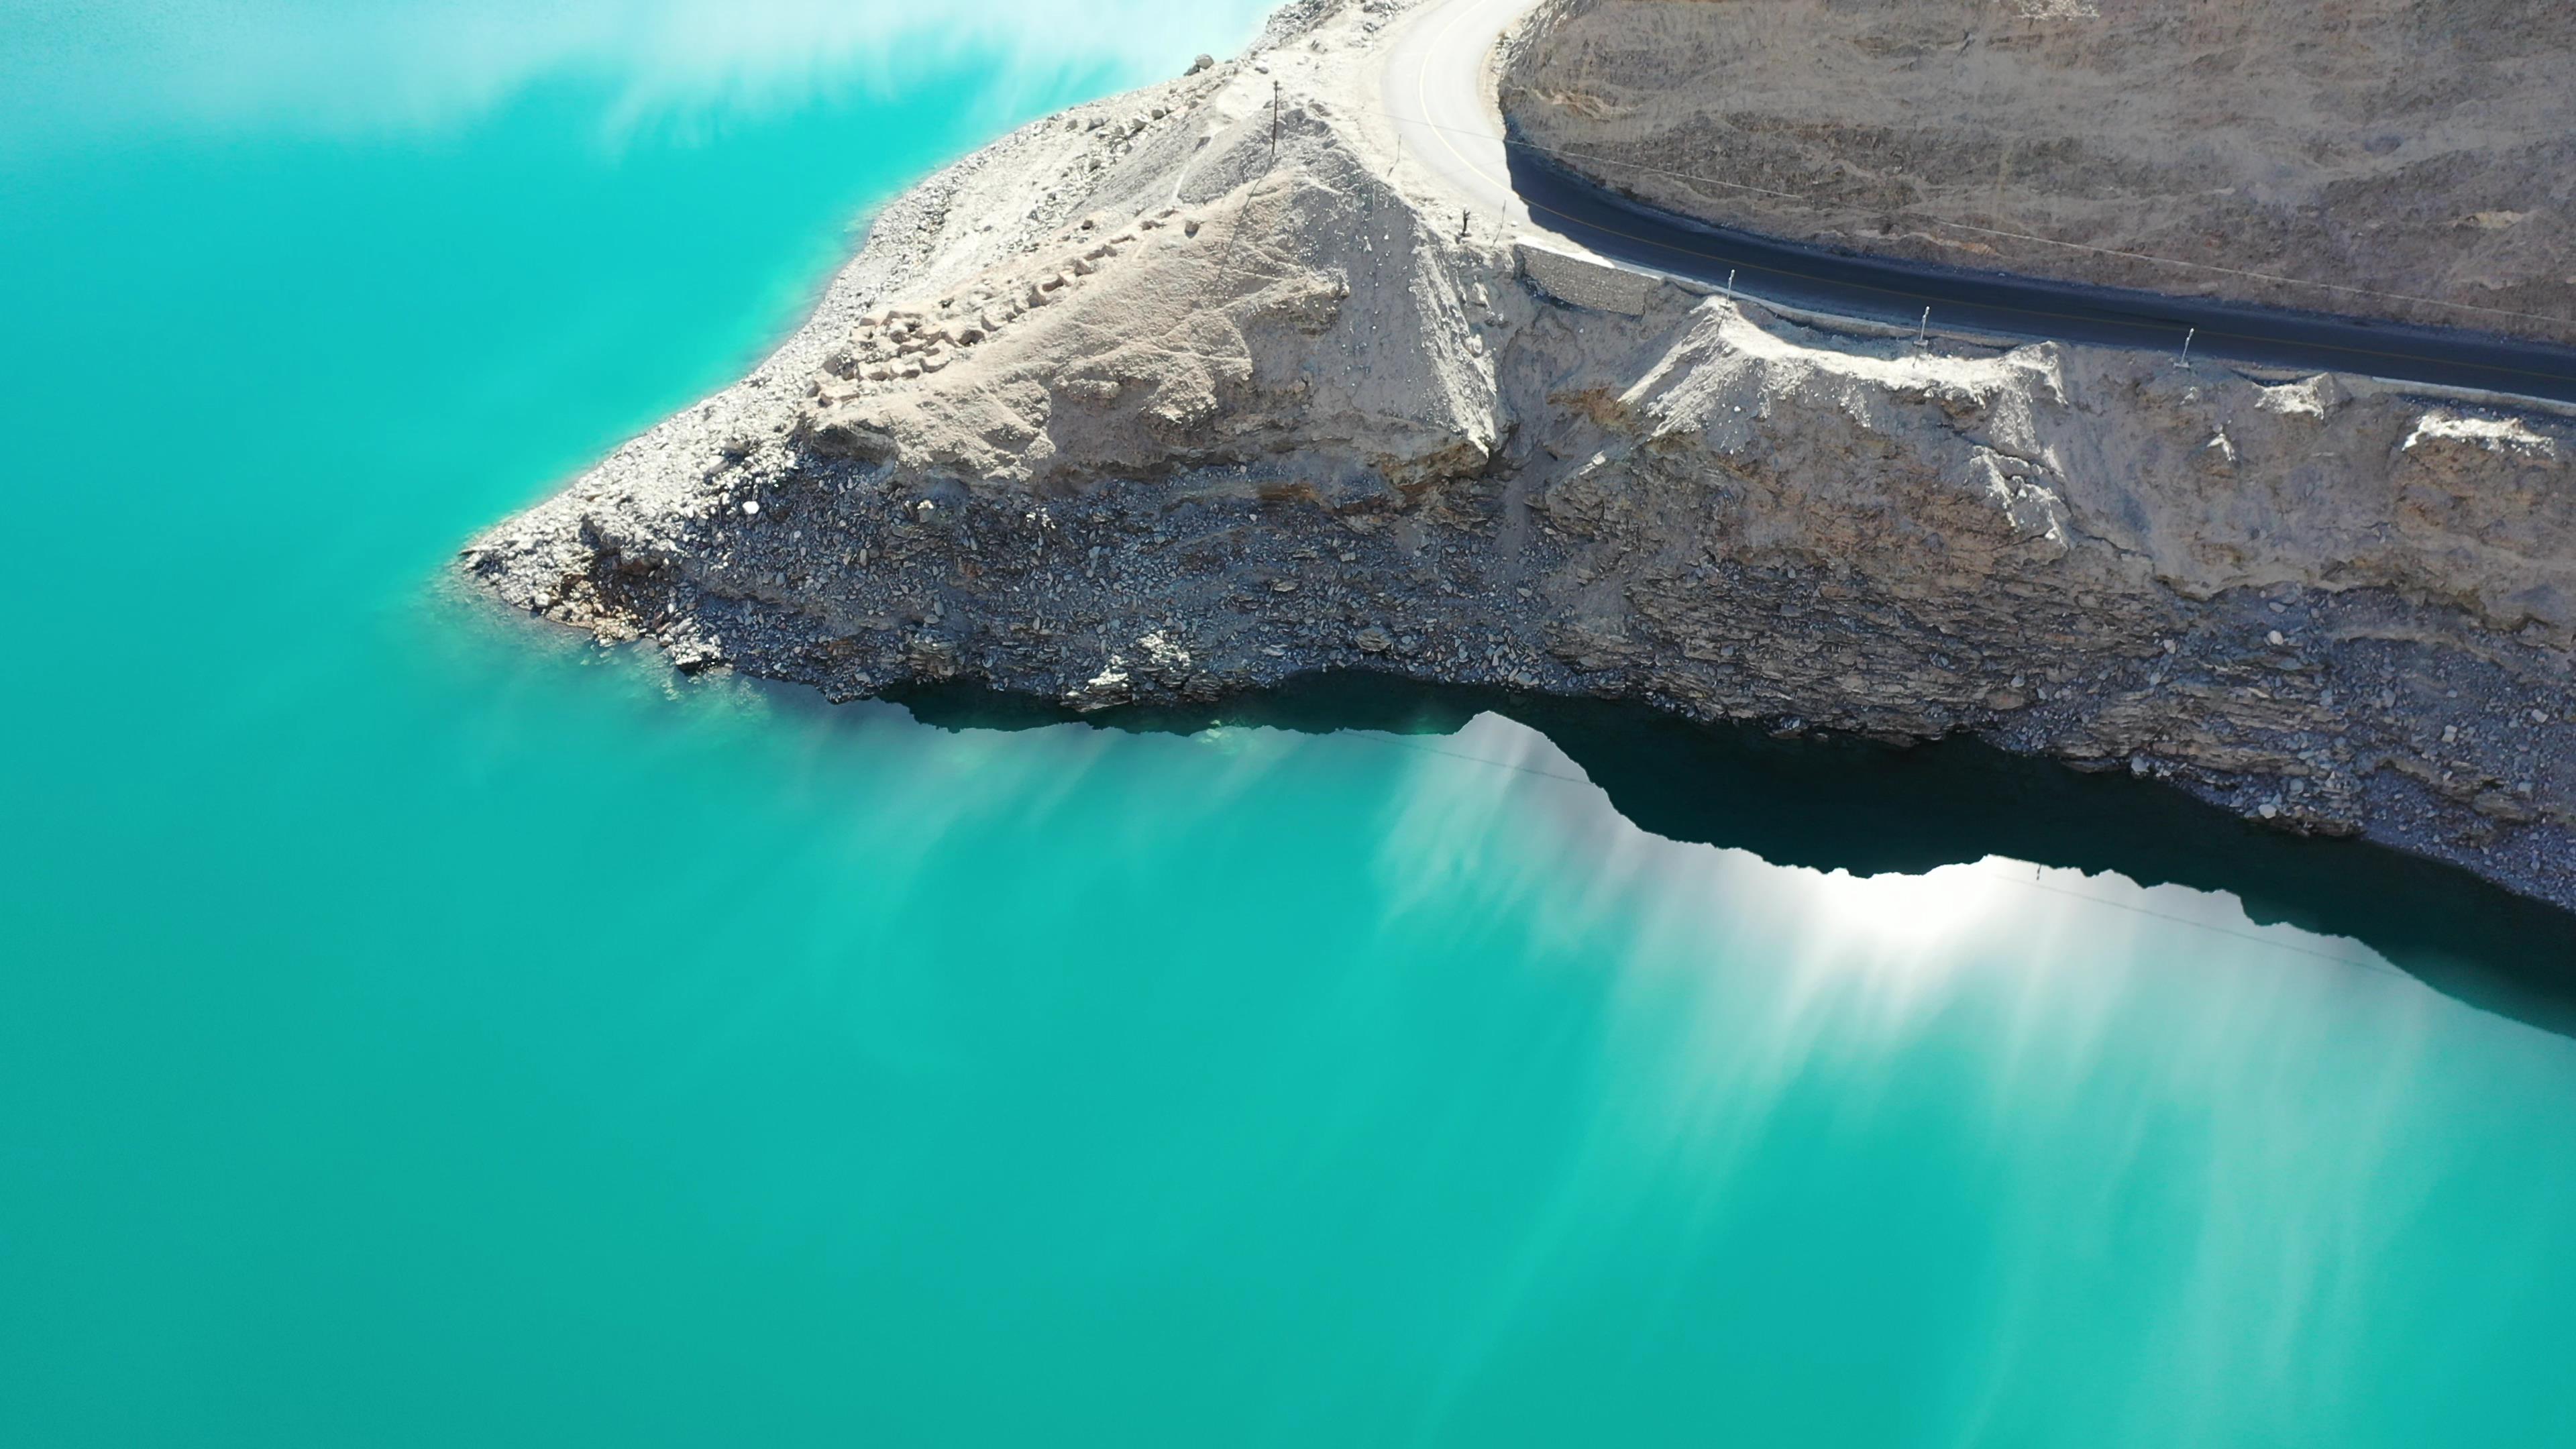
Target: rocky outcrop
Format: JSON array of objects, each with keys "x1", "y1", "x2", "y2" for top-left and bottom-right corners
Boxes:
[
  {"x1": 462, "y1": 0, "x2": 2575, "y2": 910},
  {"x1": 799, "y1": 123, "x2": 1499, "y2": 496},
  {"x1": 1499, "y1": 0, "x2": 2576, "y2": 341}
]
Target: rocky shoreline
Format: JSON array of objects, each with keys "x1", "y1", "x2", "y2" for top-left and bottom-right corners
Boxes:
[{"x1": 462, "y1": 0, "x2": 2574, "y2": 915}]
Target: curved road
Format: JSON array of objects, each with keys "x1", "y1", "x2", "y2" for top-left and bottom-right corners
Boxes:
[{"x1": 1383, "y1": 0, "x2": 2576, "y2": 405}]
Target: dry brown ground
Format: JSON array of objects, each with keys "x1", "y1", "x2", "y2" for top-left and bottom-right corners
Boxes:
[{"x1": 1501, "y1": 0, "x2": 2576, "y2": 340}]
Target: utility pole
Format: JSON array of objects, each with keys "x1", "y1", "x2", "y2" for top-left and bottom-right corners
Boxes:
[{"x1": 1271, "y1": 80, "x2": 1281, "y2": 158}]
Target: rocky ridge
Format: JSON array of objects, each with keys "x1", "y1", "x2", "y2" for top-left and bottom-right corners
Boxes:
[{"x1": 462, "y1": 0, "x2": 2575, "y2": 911}]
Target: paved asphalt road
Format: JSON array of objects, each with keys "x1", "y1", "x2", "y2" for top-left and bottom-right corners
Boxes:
[{"x1": 1383, "y1": 0, "x2": 2576, "y2": 406}]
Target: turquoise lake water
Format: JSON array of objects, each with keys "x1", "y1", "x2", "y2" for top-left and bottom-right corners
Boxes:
[{"x1": 6, "y1": 3, "x2": 2576, "y2": 1443}]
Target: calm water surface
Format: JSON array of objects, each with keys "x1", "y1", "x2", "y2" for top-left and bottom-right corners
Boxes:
[{"x1": 5, "y1": 3, "x2": 2575, "y2": 1444}]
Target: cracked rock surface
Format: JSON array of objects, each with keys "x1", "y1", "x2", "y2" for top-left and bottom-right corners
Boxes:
[{"x1": 462, "y1": 0, "x2": 2575, "y2": 910}]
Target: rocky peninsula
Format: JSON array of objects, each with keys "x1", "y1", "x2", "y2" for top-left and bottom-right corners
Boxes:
[{"x1": 462, "y1": 0, "x2": 2575, "y2": 913}]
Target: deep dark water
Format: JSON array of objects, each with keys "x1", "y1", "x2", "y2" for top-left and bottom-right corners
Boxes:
[{"x1": 888, "y1": 670, "x2": 2576, "y2": 1036}]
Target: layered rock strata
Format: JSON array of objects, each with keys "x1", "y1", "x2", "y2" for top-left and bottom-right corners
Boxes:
[{"x1": 463, "y1": 0, "x2": 2575, "y2": 910}]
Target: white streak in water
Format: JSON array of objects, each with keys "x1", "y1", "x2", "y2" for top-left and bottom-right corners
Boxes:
[{"x1": 2, "y1": 0, "x2": 1277, "y2": 154}]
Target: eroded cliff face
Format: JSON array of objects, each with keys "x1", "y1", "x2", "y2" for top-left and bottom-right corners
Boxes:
[
  {"x1": 1499, "y1": 0, "x2": 2576, "y2": 341},
  {"x1": 462, "y1": 0, "x2": 2575, "y2": 908}
]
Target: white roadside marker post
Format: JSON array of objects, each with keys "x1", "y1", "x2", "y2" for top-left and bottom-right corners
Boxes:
[
  {"x1": 2179, "y1": 327, "x2": 2196, "y2": 368},
  {"x1": 1917, "y1": 307, "x2": 1931, "y2": 348}
]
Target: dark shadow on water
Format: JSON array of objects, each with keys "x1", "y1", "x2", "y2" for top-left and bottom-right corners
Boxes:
[{"x1": 880, "y1": 670, "x2": 2576, "y2": 1038}]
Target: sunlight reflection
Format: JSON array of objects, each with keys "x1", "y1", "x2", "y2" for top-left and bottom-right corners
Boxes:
[
  {"x1": 1362, "y1": 710, "x2": 2485, "y2": 1441},
  {"x1": 1372, "y1": 709, "x2": 2425, "y2": 1098},
  {"x1": 1378, "y1": 710, "x2": 2398, "y2": 962}
]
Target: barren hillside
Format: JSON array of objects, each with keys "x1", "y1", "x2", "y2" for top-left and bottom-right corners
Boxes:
[
  {"x1": 461, "y1": 1, "x2": 2576, "y2": 912},
  {"x1": 1500, "y1": 0, "x2": 2576, "y2": 341}
]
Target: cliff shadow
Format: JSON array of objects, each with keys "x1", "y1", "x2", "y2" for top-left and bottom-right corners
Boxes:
[{"x1": 881, "y1": 670, "x2": 2576, "y2": 1039}]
